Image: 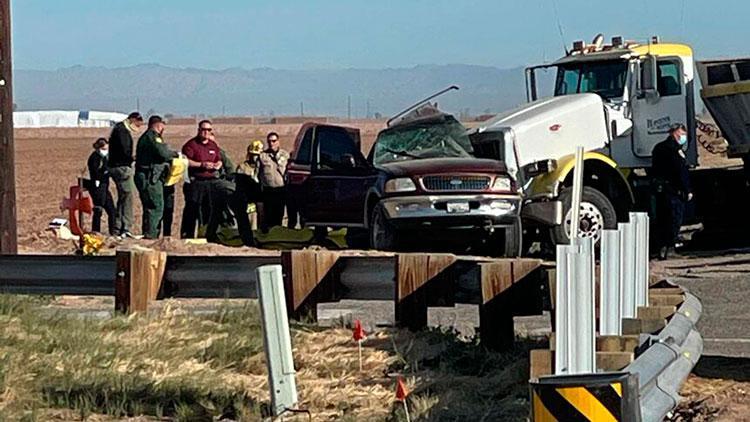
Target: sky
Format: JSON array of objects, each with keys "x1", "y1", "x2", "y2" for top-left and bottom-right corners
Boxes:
[{"x1": 11, "y1": 0, "x2": 750, "y2": 71}]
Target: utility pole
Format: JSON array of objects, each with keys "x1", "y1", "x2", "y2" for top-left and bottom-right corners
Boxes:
[
  {"x1": 366, "y1": 99, "x2": 371, "y2": 119},
  {"x1": 300, "y1": 101, "x2": 304, "y2": 117},
  {"x1": 0, "y1": 0, "x2": 16, "y2": 253},
  {"x1": 347, "y1": 95, "x2": 351, "y2": 121},
  {"x1": 136, "y1": 97, "x2": 140, "y2": 112}
]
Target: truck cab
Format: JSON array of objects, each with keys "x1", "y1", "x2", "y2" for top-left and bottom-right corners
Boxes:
[
  {"x1": 287, "y1": 104, "x2": 523, "y2": 256},
  {"x1": 474, "y1": 35, "x2": 698, "y2": 246}
]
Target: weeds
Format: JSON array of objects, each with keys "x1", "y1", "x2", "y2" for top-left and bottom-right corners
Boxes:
[{"x1": 0, "y1": 295, "x2": 536, "y2": 421}]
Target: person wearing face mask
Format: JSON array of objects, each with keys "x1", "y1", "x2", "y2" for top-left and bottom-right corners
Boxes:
[
  {"x1": 87, "y1": 138, "x2": 116, "y2": 235},
  {"x1": 134, "y1": 115, "x2": 179, "y2": 239},
  {"x1": 651, "y1": 123, "x2": 693, "y2": 260}
]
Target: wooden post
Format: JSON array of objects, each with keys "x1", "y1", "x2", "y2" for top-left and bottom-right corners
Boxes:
[
  {"x1": 479, "y1": 259, "x2": 542, "y2": 350},
  {"x1": 114, "y1": 248, "x2": 167, "y2": 314},
  {"x1": 395, "y1": 253, "x2": 456, "y2": 331},
  {"x1": 281, "y1": 249, "x2": 340, "y2": 320},
  {"x1": 0, "y1": 0, "x2": 15, "y2": 254}
]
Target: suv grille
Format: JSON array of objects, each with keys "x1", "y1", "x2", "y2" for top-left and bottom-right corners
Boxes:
[{"x1": 421, "y1": 175, "x2": 491, "y2": 191}]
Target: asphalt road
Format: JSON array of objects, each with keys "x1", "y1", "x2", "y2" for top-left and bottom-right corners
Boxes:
[{"x1": 652, "y1": 249, "x2": 750, "y2": 358}]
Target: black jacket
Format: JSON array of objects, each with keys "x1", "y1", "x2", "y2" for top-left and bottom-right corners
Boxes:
[
  {"x1": 87, "y1": 151, "x2": 110, "y2": 202},
  {"x1": 651, "y1": 136, "x2": 691, "y2": 198},
  {"x1": 108, "y1": 121, "x2": 134, "y2": 167}
]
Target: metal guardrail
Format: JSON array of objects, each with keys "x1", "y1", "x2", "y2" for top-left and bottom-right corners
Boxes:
[
  {"x1": 541, "y1": 210, "x2": 704, "y2": 421},
  {"x1": 626, "y1": 290, "x2": 703, "y2": 422}
]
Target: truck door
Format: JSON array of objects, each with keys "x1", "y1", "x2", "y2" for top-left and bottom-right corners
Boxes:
[
  {"x1": 305, "y1": 125, "x2": 378, "y2": 226},
  {"x1": 631, "y1": 57, "x2": 690, "y2": 159}
]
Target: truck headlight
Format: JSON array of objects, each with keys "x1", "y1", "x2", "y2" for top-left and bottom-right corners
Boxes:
[
  {"x1": 385, "y1": 177, "x2": 417, "y2": 193},
  {"x1": 490, "y1": 176, "x2": 512, "y2": 192}
]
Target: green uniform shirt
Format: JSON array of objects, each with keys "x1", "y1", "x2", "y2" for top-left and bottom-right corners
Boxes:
[{"x1": 135, "y1": 129, "x2": 177, "y2": 168}]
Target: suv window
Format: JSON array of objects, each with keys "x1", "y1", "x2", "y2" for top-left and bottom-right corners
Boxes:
[
  {"x1": 657, "y1": 61, "x2": 681, "y2": 96},
  {"x1": 316, "y1": 127, "x2": 366, "y2": 171},
  {"x1": 295, "y1": 127, "x2": 313, "y2": 165}
]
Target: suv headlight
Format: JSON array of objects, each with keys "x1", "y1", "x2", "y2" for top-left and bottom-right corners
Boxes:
[
  {"x1": 385, "y1": 177, "x2": 417, "y2": 193},
  {"x1": 490, "y1": 176, "x2": 512, "y2": 192}
]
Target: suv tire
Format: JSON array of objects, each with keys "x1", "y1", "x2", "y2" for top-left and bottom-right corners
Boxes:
[{"x1": 369, "y1": 203, "x2": 397, "y2": 250}]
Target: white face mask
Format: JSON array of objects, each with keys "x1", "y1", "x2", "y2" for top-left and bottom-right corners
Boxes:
[
  {"x1": 98, "y1": 149, "x2": 109, "y2": 157},
  {"x1": 678, "y1": 134, "x2": 687, "y2": 147}
]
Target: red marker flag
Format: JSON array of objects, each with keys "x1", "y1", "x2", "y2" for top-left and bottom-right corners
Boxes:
[
  {"x1": 395, "y1": 377, "x2": 409, "y2": 401},
  {"x1": 352, "y1": 319, "x2": 366, "y2": 342}
]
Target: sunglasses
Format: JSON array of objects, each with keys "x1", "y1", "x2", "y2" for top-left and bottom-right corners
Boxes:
[
  {"x1": 268, "y1": 138, "x2": 279, "y2": 142},
  {"x1": 200, "y1": 127, "x2": 213, "y2": 132}
]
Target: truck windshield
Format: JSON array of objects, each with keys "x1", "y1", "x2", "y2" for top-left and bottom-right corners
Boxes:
[
  {"x1": 372, "y1": 118, "x2": 474, "y2": 165},
  {"x1": 554, "y1": 61, "x2": 628, "y2": 99}
]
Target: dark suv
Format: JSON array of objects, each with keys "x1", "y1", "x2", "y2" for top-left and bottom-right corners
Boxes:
[{"x1": 287, "y1": 105, "x2": 522, "y2": 256}]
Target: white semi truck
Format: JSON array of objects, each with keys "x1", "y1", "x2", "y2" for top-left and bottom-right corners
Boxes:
[{"x1": 470, "y1": 34, "x2": 748, "y2": 247}]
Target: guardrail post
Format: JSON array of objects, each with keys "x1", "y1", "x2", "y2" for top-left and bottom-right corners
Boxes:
[
  {"x1": 619, "y1": 221, "x2": 637, "y2": 319},
  {"x1": 554, "y1": 244, "x2": 572, "y2": 375},
  {"x1": 570, "y1": 237, "x2": 595, "y2": 374},
  {"x1": 114, "y1": 247, "x2": 167, "y2": 314},
  {"x1": 600, "y1": 229, "x2": 622, "y2": 336},
  {"x1": 257, "y1": 264, "x2": 298, "y2": 417},
  {"x1": 632, "y1": 212, "x2": 650, "y2": 308}
]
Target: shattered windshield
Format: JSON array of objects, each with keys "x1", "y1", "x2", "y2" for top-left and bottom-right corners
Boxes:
[
  {"x1": 554, "y1": 61, "x2": 628, "y2": 99},
  {"x1": 372, "y1": 117, "x2": 474, "y2": 165}
]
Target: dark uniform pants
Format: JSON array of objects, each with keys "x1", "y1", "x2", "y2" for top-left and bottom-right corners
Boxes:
[
  {"x1": 230, "y1": 175, "x2": 261, "y2": 246},
  {"x1": 91, "y1": 183, "x2": 116, "y2": 235},
  {"x1": 135, "y1": 169, "x2": 166, "y2": 239},
  {"x1": 656, "y1": 192, "x2": 685, "y2": 249},
  {"x1": 161, "y1": 184, "x2": 175, "y2": 237},
  {"x1": 262, "y1": 186, "x2": 286, "y2": 231},
  {"x1": 181, "y1": 178, "x2": 232, "y2": 241}
]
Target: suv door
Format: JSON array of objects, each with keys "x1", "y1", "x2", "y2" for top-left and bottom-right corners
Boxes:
[{"x1": 305, "y1": 125, "x2": 378, "y2": 225}]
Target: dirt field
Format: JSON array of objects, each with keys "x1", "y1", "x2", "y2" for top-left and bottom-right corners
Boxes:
[{"x1": 13, "y1": 122, "x2": 385, "y2": 253}]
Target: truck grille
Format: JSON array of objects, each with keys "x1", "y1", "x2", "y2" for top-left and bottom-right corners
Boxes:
[{"x1": 421, "y1": 175, "x2": 491, "y2": 191}]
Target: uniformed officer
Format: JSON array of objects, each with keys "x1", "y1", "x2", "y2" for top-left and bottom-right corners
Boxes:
[
  {"x1": 134, "y1": 115, "x2": 178, "y2": 239},
  {"x1": 651, "y1": 123, "x2": 693, "y2": 260},
  {"x1": 230, "y1": 140, "x2": 264, "y2": 246},
  {"x1": 258, "y1": 132, "x2": 290, "y2": 232},
  {"x1": 87, "y1": 138, "x2": 116, "y2": 235},
  {"x1": 108, "y1": 111, "x2": 144, "y2": 238}
]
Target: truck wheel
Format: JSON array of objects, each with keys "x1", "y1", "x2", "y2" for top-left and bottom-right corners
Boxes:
[
  {"x1": 369, "y1": 204, "x2": 397, "y2": 251},
  {"x1": 498, "y1": 217, "x2": 522, "y2": 257},
  {"x1": 551, "y1": 186, "x2": 617, "y2": 245}
]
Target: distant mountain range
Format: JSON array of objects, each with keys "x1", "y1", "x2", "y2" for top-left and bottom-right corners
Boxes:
[{"x1": 13, "y1": 63, "x2": 531, "y2": 117}]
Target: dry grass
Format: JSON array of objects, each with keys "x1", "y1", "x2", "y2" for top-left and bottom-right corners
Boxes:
[{"x1": 0, "y1": 295, "x2": 536, "y2": 421}]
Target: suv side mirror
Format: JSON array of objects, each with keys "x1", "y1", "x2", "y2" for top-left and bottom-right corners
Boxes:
[
  {"x1": 639, "y1": 55, "x2": 660, "y2": 102},
  {"x1": 341, "y1": 153, "x2": 357, "y2": 168}
]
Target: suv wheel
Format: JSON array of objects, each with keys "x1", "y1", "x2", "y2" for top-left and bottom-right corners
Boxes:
[
  {"x1": 551, "y1": 186, "x2": 617, "y2": 245},
  {"x1": 369, "y1": 203, "x2": 397, "y2": 250},
  {"x1": 500, "y1": 217, "x2": 522, "y2": 257}
]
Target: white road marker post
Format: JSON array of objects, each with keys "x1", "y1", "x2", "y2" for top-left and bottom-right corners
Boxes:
[{"x1": 570, "y1": 146, "x2": 585, "y2": 241}]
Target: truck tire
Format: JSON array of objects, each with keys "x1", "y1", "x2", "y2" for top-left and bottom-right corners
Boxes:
[
  {"x1": 498, "y1": 217, "x2": 522, "y2": 257},
  {"x1": 369, "y1": 203, "x2": 397, "y2": 251},
  {"x1": 551, "y1": 186, "x2": 617, "y2": 245}
]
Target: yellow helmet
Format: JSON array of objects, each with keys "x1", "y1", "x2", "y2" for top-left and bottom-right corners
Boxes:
[{"x1": 248, "y1": 140, "x2": 264, "y2": 155}]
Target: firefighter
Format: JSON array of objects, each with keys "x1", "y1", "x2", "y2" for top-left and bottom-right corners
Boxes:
[
  {"x1": 258, "y1": 132, "x2": 290, "y2": 232},
  {"x1": 230, "y1": 140, "x2": 264, "y2": 246},
  {"x1": 651, "y1": 123, "x2": 693, "y2": 260},
  {"x1": 107, "y1": 111, "x2": 143, "y2": 238},
  {"x1": 134, "y1": 115, "x2": 178, "y2": 239},
  {"x1": 87, "y1": 138, "x2": 116, "y2": 235}
]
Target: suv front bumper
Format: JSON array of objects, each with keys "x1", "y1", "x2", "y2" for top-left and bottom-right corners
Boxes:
[{"x1": 380, "y1": 194, "x2": 521, "y2": 228}]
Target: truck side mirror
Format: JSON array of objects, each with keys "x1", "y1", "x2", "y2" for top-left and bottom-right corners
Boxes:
[{"x1": 639, "y1": 55, "x2": 660, "y2": 102}]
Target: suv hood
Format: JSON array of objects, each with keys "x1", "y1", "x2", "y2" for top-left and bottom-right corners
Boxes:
[{"x1": 380, "y1": 157, "x2": 508, "y2": 177}]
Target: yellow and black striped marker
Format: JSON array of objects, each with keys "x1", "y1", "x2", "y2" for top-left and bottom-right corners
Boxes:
[{"x1": 530, "y1": 372, "x2": 640, "y2": 422}]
